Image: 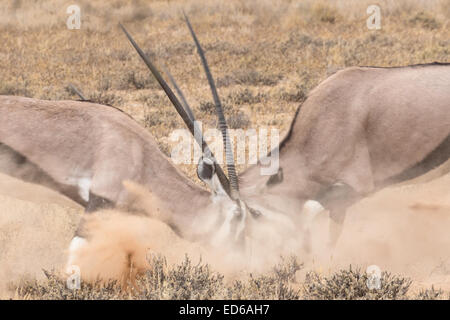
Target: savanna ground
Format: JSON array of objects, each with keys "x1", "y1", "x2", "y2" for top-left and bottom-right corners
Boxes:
[{"x1": 0, "y1": 0, "x2": 449, "y2": 299}]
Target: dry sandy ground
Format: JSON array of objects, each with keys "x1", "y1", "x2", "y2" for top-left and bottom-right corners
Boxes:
[
  {"x1": 0, "y1": 173, "x2": 82, "y2": 297},
  {"x1": 308, "y1": 161, "x2": 450, "y2": 293},
  {"x1": 0, "y1": 162, "x2": 449, "y2": 298}
]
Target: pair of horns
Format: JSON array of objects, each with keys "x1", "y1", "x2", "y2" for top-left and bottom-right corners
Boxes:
[{"x1": 120, "y1": 14, "x2": 240, "y2": 201}]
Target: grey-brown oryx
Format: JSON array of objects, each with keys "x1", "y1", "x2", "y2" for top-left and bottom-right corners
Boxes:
[
  {"x1": 124, "y1": 15, "x2": 449, "y2": 249},
  {"x1": 0, "y1": 94, "x2": 263, "y2": 240},
  {"x1": 1, "y1": 14, "x2": 449, "y2": 260},
  {"x1": 238, "y1": 62, "x2": 450, "y2": 247},
  {"x1": 0, "y1": 19, "x2": 274, "y2": 262}
]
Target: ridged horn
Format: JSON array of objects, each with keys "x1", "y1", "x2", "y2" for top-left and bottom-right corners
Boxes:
[
  {"x1": 119, "y1": 23, "x2": 231, "y2": 197},
  {"x1": 160, "y1": 64, "x2": 195, "y2": 122},
  {"x1": 183, "y1": 13, "x2": 240, "y2": 201}
]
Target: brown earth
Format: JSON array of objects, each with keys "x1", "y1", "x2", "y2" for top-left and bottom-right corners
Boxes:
[{"x1": 0, "y1": 173, "x2": 81, "y2": 297}]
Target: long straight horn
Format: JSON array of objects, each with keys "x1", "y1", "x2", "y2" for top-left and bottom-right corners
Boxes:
[
  {"x1": 183, "y1": 13, "x2": 240, "y2": 200},
  {"x1": 161, "y1": 64, "x2": 196, "y2": 122},
  {"x1": 68, "y1": 83, "x2": 88, "y2": 101},
  {"x1": 119, "y1": 23, "x2": 231, "y2": 197}
]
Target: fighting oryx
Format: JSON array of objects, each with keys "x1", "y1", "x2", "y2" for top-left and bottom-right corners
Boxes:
[
  {"x1": 238, "y1": 62, "x2": 450, "y2": 246},
  {"x1": 1, "y1": 15, "x2": 449, "y2": 260},
  {"x1": 0, "y1": 16, "x2": 293, "y2": 264}
]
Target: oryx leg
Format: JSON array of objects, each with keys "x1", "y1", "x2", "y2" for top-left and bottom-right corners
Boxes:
[
  {"x1": 301, "y1": 200, "x2": 325, "y2": 254},
  {"x1": 328, "y1": 207, "x2": 347, "y2": 249},
  {"x1": 85, "y1": 192, "x2": 114, "y2": 212},
  {"x1": 66, "y1": 193, "x2": 114, "y2": 273},
  {"x1": 323, "y1": 139, "x2": 374, "y2": 249},
  {"x1": 316, "y1": 183, "x2": 361, "y2": 249},
  {"x1": 67, "y1": 171, "x2": 117, "y2": 273}
]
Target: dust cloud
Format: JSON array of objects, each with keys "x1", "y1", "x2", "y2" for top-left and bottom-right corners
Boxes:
[
  {"x1": 307, "y1": 162, "x2": 450, "y2": 293},
  {"x1": 0, "y1": 163, "x2": 449, "y2": 297},
  {"x1": 0, "y1": 174, "x2": 82, "y2": 297}
]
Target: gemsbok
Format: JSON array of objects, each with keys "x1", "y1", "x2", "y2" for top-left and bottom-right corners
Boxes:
[
  {"x1": 121, "y1": 15, "x2": 450, "y2": 249},
  {"x1": 0, "y1": 15, "x2": 449, "y2": 263}
]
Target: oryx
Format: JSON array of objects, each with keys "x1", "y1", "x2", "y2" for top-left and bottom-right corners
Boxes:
[
  {"x1": 0, "y1": 16, "x2": 281, "y2": 263},
  {"x1": 239, "y1": 62, "x2": 450, "y2": 247},
  {"x1": 1, "y1": 15, "x2": 448, "y2": 261}
]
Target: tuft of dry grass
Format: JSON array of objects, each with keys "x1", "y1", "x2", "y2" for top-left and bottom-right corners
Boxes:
[
  {"x1": 311, "y1": 2, "x2": 342, "y2": 24},
  {"x1": 302, "y1": 266, "x2": 413, "y2": 300},
  {"x1": 409, "y1": 11, "x2": 441, "y2": 30}
]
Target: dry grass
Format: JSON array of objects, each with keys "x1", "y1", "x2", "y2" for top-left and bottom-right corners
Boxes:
[
  {"x1": 12, "y1": 255, "x2": 302, "y2": 300},
  {"x1": 0, "y1": 0, "x2": 449, "y2": 299},
  {"x1": 1, "y1": 0, "x2": 448, "y2": 177}
]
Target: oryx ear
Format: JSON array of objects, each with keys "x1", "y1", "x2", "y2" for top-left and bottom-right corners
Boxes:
[
  {"x1": 197, "y1": 157, "x2": 228, "y2": 197},
  {"x1": 197, "y1": 156, "x2": 215, "y2": 182}
]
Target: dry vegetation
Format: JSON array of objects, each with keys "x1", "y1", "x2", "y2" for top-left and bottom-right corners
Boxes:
[
  {"x1": 14, "y1": 256, "x2": 302, "y2": 300},
  {"x1": 12, "y1": 256, "x2": 450, "y2": 300},
  {"x1": 0, "y1": 0, "x2": 448, "y2": 175},
  {"x1": 0, "y1": 0, "x2": 449, "y2": 299}
]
